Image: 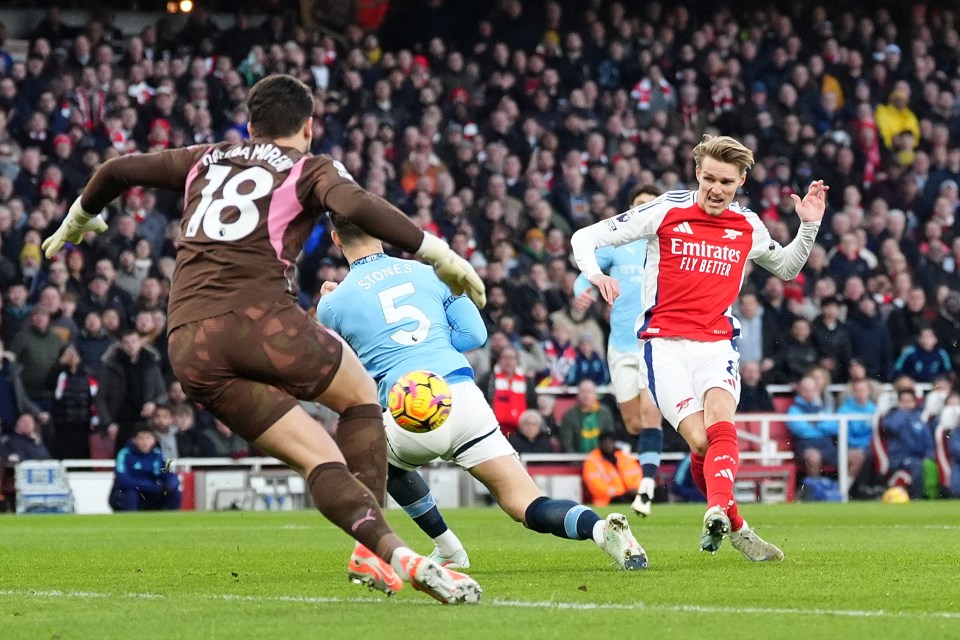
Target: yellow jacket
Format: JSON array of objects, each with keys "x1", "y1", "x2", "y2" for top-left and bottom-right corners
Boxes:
[{"x1": 875, "y1": 103, "x2": 920, "y2": 149}]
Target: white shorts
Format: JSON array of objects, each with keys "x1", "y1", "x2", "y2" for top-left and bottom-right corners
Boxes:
[
  {"x1": 385, "y1": 380, "x2": 517, "y2": 471},
  {"x1": 642, "y1": 338, "x2": 740, "y2": 428},
  {"x1": 607, "y1": 346, "x2": 648, "y2": 403}
]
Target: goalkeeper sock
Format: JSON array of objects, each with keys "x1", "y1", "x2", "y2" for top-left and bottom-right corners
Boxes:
[
  {"x1": 336, "y1": 404, "x2": 387, "y2": 507},
  {"x1": 307, "y1": 462, "x2": 402, "y2": 562}
]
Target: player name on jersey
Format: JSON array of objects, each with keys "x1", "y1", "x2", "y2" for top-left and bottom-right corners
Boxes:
[
  {"x1": 355, "y1": 262, "x2": 415, "y2": 289},
  {"x1": 201, "y1": 142, "x2": 295, "y2": 172}
]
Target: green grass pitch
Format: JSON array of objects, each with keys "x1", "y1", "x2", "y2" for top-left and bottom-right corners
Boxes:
[{"x1": 1, "y1": 502, "x2": 958, "y2": 639}]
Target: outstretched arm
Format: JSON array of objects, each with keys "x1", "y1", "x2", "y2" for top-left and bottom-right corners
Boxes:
[
  {"x1": 42, "y1": 147, "x2": 206, "y2": 258},
  {"x1": 81, "y1": 147, "x2": 205, "y2": 213}
]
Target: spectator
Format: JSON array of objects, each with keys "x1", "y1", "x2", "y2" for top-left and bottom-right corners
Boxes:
[
  {"x1": 810, "y1": 296, "x2": 853, "y2": 381},
  {"x1": 75, "y1": 275, "x2": 128, "y2": 324},
  {"x1": 38, "y1": 284, "x2": 77, "y2": 344},
  {"x1": 887, "y1": 287, "x2": 934, "y2": 356},
  {"x1": 772, "y1": 317, "x2": 818, "y2": 384},
  {"x1": 933, "y1": 292, "x2": 960, "y2": 373},
  {"x1": 1, "y1": 283, "x2": 32, "y2": 345},
  {"x1": 542, "y1": 323, "x2": 576, "y2": 386},
  {"x1": 737, "y1": 360, "x2": 774, "y2": 413},
  {"x1": 733, "y1": 291, "x2": 779, "y2": 376},
  {"x1": 97, "y1": 330, "x2": 168, "y2": 455},
  {"x1": 847, "y1": 296, "x2": 893, "y2": 381},
  {"x1": 875, "y1": 83, "x2": 920, "y2": 152},
  {"x1": 507, "y1": 409, "x2": 560, "y2": 455},
  {"x1": 786, "y1": 376, "x2": 840, "y2": 479},
  {"x1": 534, "y1": 394, "x2": 561, "y2": 437},
  {"x1": 9, "y1": 306, "x2": 64, "y2": 411},
  {"x1": 1, "y1": 413, "x2": 50, "y2": 466},
  {"x1": 108, "y1": 427, "x2": 181, "y2": 512},
  {"x1": 893, "y1": 327, "x2": 953, "y2": 384},
  {"x1": 760, "y1": 276, "x2": 796, "y2": 333},
  {"x1": 151, "y1": 403, "x2": 178, "y2": 461},
  {"x1": 879, "y1": 390, "x2": 935, "y2": 499},
  {"x1": 565, "y1": 332, "x2": 609, "y2": 386},
  {"x1": 828, "y1": 232, "x2": 872, "y2": 287},
  {"x1": 170, "y1": 403, "x2": 206, "y2": 456},
  {"x1": 486, "y1": 345, "x2": 534, "y2": 438},
  {"x1": 835, "y1": 379, "x2": 877, "y2": 487},
  {"x1": 48, "y1": 343, "x2": 97, "y2": 460},
  {"x1": 558, "y1": 380, "x2": 615, "y2": 454},
  {"x1": 582, "y1": 431, "x2": 641, "y2": 506},
  {"x1": 0, "y1": 336, "x2": 43, "y2": 435},
  {"x1": 198, "y1": 419, "x2": 250, "y2": 458},
  {"x1": 74, "y1": 310, "x2": 114, "y2": 376}
]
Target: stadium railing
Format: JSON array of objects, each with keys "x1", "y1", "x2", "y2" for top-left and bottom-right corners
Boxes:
[{"x1": 52, "y1": 411, "x2": 872, "y2": 510}]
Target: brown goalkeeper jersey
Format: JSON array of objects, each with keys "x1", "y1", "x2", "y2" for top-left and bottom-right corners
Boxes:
[{"x1": 80, "y1": 140, "x2": 424, "y2": 331}]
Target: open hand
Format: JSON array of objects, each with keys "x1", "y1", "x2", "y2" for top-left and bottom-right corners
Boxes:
[{"x1": 791, "y1": 180, "x2": 829, "y2": 223}]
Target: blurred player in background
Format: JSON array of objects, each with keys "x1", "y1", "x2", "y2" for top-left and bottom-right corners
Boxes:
[
  {"x1": 573, "y1": 135, "x2": 829, "y2": 561},
  {"x1": 573, "y1": 184, "x2": 664, "y2": 517},
  {"x1": 42, "y1": 74, "x2": 485, "y2": 603},
  {"x1": 318, "y1": 213, "x2": 648, "y2": 571}
]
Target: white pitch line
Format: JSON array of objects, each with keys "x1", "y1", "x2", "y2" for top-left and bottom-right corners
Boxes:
[{"x1": 1, "y1": 589, "x2": 958, "y2": 620}]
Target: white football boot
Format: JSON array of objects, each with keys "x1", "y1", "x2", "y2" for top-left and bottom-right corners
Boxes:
[
  {"x1": 598, "y1": 513, "x2": 648, "y2": 570},
  {"x1": 730, "y1": 523, "x2": 785, "y2": 562}
]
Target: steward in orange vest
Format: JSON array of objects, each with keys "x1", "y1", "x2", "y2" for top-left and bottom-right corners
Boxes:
[{"x1": 583, "y1": 432, "x2": 642, "y2": 506}]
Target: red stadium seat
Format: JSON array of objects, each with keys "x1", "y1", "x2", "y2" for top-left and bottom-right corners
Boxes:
[{"x1": 552, "y1": 396, "x2": 578, "y2": 424}]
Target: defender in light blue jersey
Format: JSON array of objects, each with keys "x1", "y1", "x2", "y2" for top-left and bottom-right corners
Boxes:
[
  {"x1": 573, "y1": 185, "x2": 665, "y2": 517},
  {"x1": 318, "y1": 213, "x2": 647, "y2": 571}
]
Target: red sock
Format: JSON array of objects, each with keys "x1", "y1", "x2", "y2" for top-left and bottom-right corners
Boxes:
[
  {"x1": 727, "y1": 500, "x2": 744, "y2": 531},
  {"x1": 690, "y1": 453, "x2": 709, "y2": 499},
  {"x1": 702, "y1": 421, "x2": 739, "y2": 512}
]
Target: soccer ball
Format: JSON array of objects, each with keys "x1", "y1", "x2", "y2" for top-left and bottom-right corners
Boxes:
[
  {"x1": 882, "y1": 486, "x2": 910, "y2": 504},
  {"x1": 387, "y1": 370, "x2": 453, "y2": 433}
]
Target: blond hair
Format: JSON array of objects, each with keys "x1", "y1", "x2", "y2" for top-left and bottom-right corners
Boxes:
[{"x1": 692, "y1": 135, "x2": 755, "y2": 175}]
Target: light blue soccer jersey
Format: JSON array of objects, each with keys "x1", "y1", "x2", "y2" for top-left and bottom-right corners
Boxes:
[
  {"x1": 317, "y1": 253, "x2": 488, "y2": 407},
  {"x1": 573, "y1": 241, "x2": 647, "y2": 353}
]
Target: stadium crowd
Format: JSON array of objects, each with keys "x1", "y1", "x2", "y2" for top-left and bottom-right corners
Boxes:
[{"x1": 0, "y1": 1, "x2": 959, "y2": 503}]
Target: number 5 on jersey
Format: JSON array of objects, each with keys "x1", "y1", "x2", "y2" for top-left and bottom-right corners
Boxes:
[
  {"x1": 185, "y1": 165, "x2": 274, "y2": 241},
  {"x1": 378, "y1": 283, "x2": 431, "y2": 345}
]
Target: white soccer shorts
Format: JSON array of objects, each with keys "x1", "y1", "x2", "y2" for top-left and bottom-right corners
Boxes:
[
  {"x1": 384, "y1": 380, "x2": 517, "y2": 471},
  {"x1": 607, "y1": 346, "x2": 648, "y2": 403},
  {"x1": 641, "y1": 337, "x2": 741, "y2": 428}
]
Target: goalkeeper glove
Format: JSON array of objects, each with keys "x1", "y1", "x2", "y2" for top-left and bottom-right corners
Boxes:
[
  {"x1": 41, "y1": 196, "x2": 108, "y2": 259},
  {"x1": 416, "y1": 233, "x2": 486, "y2": 309}
]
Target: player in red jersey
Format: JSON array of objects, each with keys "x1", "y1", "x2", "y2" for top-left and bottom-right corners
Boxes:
[
  {"x1": 42, "y1": 74, "x2": 484, "y2": 603},
  {"x1": 572, "y1": 135, "x2": 829, "y2": 561}
]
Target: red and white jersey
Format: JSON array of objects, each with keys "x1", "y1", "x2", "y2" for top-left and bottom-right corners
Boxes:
[{"x1": 572, "y1": 190, "x2": 820, "y2": 343}]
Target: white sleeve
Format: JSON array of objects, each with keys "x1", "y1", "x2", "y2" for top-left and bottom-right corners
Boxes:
[
  {"x1": 571, "y1": 198, "x2": 666, "y2": 281},
  {"x1": 752, "y1": 221, "x2": 822, "y2": 280}
]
